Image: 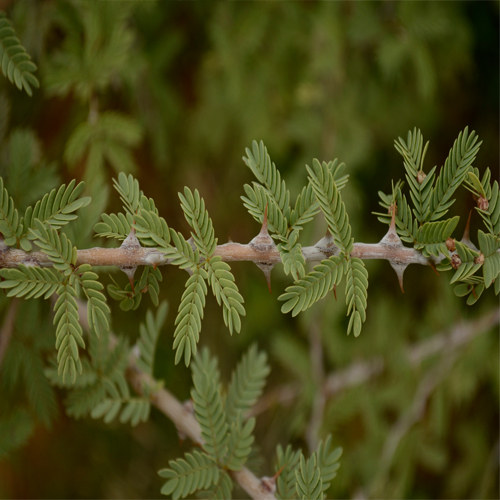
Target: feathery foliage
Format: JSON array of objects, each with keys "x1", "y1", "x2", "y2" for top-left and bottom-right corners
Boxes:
[
  {"x1": 225, "y1": 343, "x2": 270, "y2": 421},
  {"x1": 276, "y1": 445, "x2": 302, "y2": 500},
  {"x1": 191, "y1": 349, "x2": 228, "y2": 462},
  {"x1": 414, "y1": 216, "x2": 460, "y2": 257},
  {"x1": 0, "y1": 265, "x2": 61, "y2": 299},
  {"x1": 158, "y1": 451, "x2": 220, "y2": 500},
  {"x1": 0, "y1": 176, "x2": 23, "y2": 248},
  {"x1": 223, "y1": 413, "x2": 255, "y2": 471},
  {"x1": 295, "y1": 454, "x2": 323, "y2": 500},
  {"x1": 428, "y1": 127, "x2": 481, "y2": 221},
  {"x1": 0, "y1": 12, "x2": 39, "y2": 96}
]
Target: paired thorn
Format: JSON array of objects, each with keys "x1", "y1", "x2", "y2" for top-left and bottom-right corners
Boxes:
[
  {"x1": 249, "y1": 204, "x2": 277, "y2": 293},
  {"x1": 389, "y1": 262, "x2": 407, "y2": 293},
  {"x1": 256, "y1": 262, "x2": 274, "y2": 293},
  {"x1": 460, "y1": 211, "x2": 478, "y2": 250},
  {"x1": 379, "y1": 203, "x2": 402, "y2": 247},
  {"x1": 260, "y1": 465, "x2": 285, "y2": 494},
  {"x1": 119, "y1": 228, "x2": 141, "y2": 293},
  {"x1": 120, "y1": 267, "x2": 137, "y2": 294},
  {"x1": 333, "y1": 283, "x2": 337, "y2": 300}
]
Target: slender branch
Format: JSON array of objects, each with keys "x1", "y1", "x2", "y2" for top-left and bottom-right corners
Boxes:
[
  {"x1": 0, "y1": 297, "x2": 19, "y2": 367},
  {"x1": 74, "y1": 296, "x2": 276, "y2": 500},
  {"x1": 126, "y1": 361, "x2": 277, "y2": 500},
  {"x1": 248, "y1": 309, "x2": 500, "y2": 417},
  {"x1": 0, "y1": 237, "x2": 434, "y2": 269}
]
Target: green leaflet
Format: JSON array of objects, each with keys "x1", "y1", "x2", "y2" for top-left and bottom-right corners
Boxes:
[
  {"x1": 158, "y1": 450, "x2": 220, "y2": 500},
  {"x1": 316, "y1": 436, "x2": 342, "y2": 491},
  {"x1": 179, "y1": 187, "x2": 217, "y2": 259},
  {"x1": 173, "y1": 268, "x2": 208, "y2": 366},
  {"x1": 394, "y1": 128, "x2": 434, "y2": 223},
  {"x1": 113, "y1": 172, "x2": 142, "y2": 216},
  {"x1": 23, "y1": 180, "x2": 91, "y2": 246},
  {"x1": 242, "y1": 182, "x2": 288, "y2": 237},
  {"x1": 76, "y1": 264, "x2": 110, "y2": 337},
  {"x1": 94, "y1": 212, "x2": 132, "y2": 240},
  {"x1": 225, "y1": 344, "x2": 270, "y2": 422},
  {"x1": 279, "y1": 255, "x2": 345, "y2": 316},
  {"x1": 0, "y1": 176, "x2": 23, "y2": 248},
  {"x1": 278, "y1": 229, "x2": 306, "y2": 280},
  {"x1": 54, "y1": 283, "x2": 84, "y2": 385},
  {"x1": 196, "y1": 471, "x2": 233, "y2": 500},
  {"x1": 375, "y1": 186, "x2": 418, "y2": 244},
  {"x1": 223, "y1": 413, "x2": 255, "y2": 471},
  {"x1": 29, "y1": 219, "x2": 77, "y2": 275},
  {"x1": 243, "y1": 140, "x2": 291, "y2": 218},
  {"x1": 295, "y1": 454, "x2": 323, "y2": 500},
  {"x1": 276, "y1": 444, "x2": 302, "y2": 500},
  {"x1": 191, "y1": 349, "x2": 228, "y2": 462},
  {"x1": 306, "y1": 159, "x2": 353, "y2": 253},
  {"x1": 108, "y1": 266, "x2": 162, "y2": 311},
  {"x1": 206, "y1": 256, "x2": 246, "y2": 335},
  {"x1": 134, "y1": 209, "x2": 171, "y2": 248},
  {"x1": 478, "y1": 230, "x2": 500, "y2": 288},
  {"x1": 428, "y1": 127, "x2": 481, "y2": 221},
  {"x1": 0, "y1": 265, "x2": 61, "y2": 300},
  {"x1": 414, "y1": 216, "x2": 460, "y2": 257},
  {"x1": 0, "y1": 12, "x2": 39, "y2": 96},
  {"x1": 450, "y1": 241, "x2": 481, "y2": 284},
  {"x1": 345, "y1": 257, "x2": 369, "y2": 337}
]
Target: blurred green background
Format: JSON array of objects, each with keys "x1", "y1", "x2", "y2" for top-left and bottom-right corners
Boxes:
[{"x1": 0, "y1": 1, "x2": 498, "y2": 498}]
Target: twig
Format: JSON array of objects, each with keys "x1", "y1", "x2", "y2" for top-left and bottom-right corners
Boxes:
[
  {"x1": 73, "y1": 298, "x2": 277, "y2": 500},
  {"x1": 126, "y1": 363, "x2": 277, "y2": 500},
  {"x1": 0, "y1": 297, "x2": 19, "y2": 368},
  {"x1": 248, "y1": 309, "x2": 500, "y2": 417}
]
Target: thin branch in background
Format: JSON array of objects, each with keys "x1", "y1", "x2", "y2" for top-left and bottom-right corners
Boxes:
[
  {"x1": 369, "y1": 350, "x2": 458, "y2": 498},
  {"x1": 0, "y1": 297, "x2": 19, "y2": 368},
  {"x1": 248, "y1": 309, "x2": 500, "y2": 417}
]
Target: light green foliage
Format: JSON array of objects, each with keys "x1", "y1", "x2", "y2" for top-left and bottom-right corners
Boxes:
[
  {"x1": 306, "y1": 159, "x2": 353, "y2": 253},
  {"x1": 206, "y1": 256, "x2": 245, "y2": 335},
  {"x1": 30, "y1": 219, "x2": 77, "y2": 274},
  {"x1": 77, "y1": 264, "x2": 110, "y2": 337},
  {"x1": 295, "y1": 454, "x2": 323, "y2": 500},
  {"x1": 174, "y1": 268, "x2": 208, "y2": 366},
  {"x1": 0, "y1": 12, "x2": 39, "y2": 95},
  {"x1": 191, "y1": 349, "x2": 228, "y2": 462},
  {"x1": 0, "y1": 176, "x2": 23, "y2": 247},
  {"x1": 0, "y1": 265, "x2": 61, "y2": 299},
  {"x1": 224, "y1": 413, "x2": 255, "y2": 471},
  {"x1": 451, "y1": 241, "x2": 480, "y2": 284},
  {"x1": 23, "y1": 180, "x2": 91, "y2": 246},
  {"x1": 394, "y1": 128, "x2": 433, "y2": 223},
  {"x1": 279, "y1": 256, "x2": 345, "y2": 316},
  {"x1": 345, "y1": 258, "x2": 369, "y2": 337},
  {"x1": 225, "y1": 344, "x2": 270, "y2": 421},
  {"x1": 196, "y1": 471, "x2": 233, "y2": 500},
  {"x1": 316, "y1": 436, "x2": 342, "y2": 491},
  {"x1": 94, "y1": 212, "x2": 133, "y2": 240},
  {"x1": 179, "y1": 187, "x2": 217, "y2": 259},
  {"x1": 428, "y1": 127, "x2": 481, "y2": 221},
  {"x1": 53, "y1": 283, "x2": 84, "y2": 384},
  {"x1": 158, "y1": 450, "x2": 220, "y2": 500},
  {"x1": 113, "y1": 172, "x2": 142, "y2": 216},
  {"x1": 414, "y1": 216, "x2": 460, "y2": 257},
  {"x1": 136, "y1": 301, "x2": 168, "y2": 375},
  {"x1": 478, "y1": 231, "x2": 500, "y2": 288},
  {"x1": 243, "y1": 140, "x2": 291, "y2": 221},
  {"x1": 276, "y1": 445, "x2": 302, "y2": 500}
]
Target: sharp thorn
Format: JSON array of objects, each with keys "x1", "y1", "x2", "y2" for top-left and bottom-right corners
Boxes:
[
  {"x1": 255, "y1": 262, "x2": 274, "y2": 293},
  {"x1": 390, "y1": 261, "x2": 407, "y2": 293},
  {"x1": 462, "y1": 211, "x2": 472, "y2": 243},
  {"x1": 273, "y1": 465, "x2": 286, "y2": 481},
  {"x1": 333, "y1": 283, "x2": 337, "y2": 300},
  {"x1": 380, "y1": 203, "x2": 403, "y2": 246},
  {"x1": 120, "y1": 266, "x2": 137, "y2": 293},
  {"x1": 228, "y1": 236, "x2": 233, "y2": 243},
  {"x1": 120, "y1": 227, "x2": 141, "y2": 249}
]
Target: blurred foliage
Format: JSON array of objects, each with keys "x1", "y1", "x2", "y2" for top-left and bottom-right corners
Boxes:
[{"x1": 0, "y1": 1, "x2": 498, "y2": 499}]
